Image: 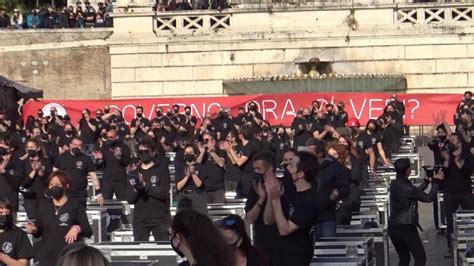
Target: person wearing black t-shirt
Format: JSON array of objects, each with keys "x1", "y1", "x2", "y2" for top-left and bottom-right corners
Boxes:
[
  {"x1": 379, "y1": 104, "x2": 403, "y2": 156},
  {"x1": 175, "y1": 144, "x2": 208, "y2": 215},
  {"x1": 264, "y1": 151, "x2": 320, "y2": 266},
  {"x1": 96, "y1": 129, "x2": 131, "y2": 200},
  {"x1": 17, "y1": 139, "x2": 52, "y2": 220},
  {"x1": 126, "y1": 137, "x2": 171, "y2": 241},
  {"x1": 335, "y1": 101, "x2": 349, "y2": 129},
  {"x1": 94, "y1": 109, "x2": 108, "y2": 138},
  {"x1": 245, "y1": 153, "x2": 283, "y2": 265},
  {"x1": 351, "y1": 124, "x2": 376, "y2": 186},
  {"x1": 183, "y1": 106, "x2": 197, "y2": 129},
  {"x1": 0, "y1": 143, "x2": 21, "y2": 212},
  {"x1": 291, "y1": 109, "x2": 313, "y2": 149},
  {"x1": 197, "y1": 132, "x2": 226, "y2": 204},
  {"x1": 26, "y1": 171, "x2": 92, "y2": 266},
  {"x1": 226, "y1": 124, "x2": 259, "y2": 198},
  {"x1": 213, "y1": 107, "x2": 235, "y2": 141},
  {"x1": 441, "y1": 134, "x2": 474, "y2": 258},
  {"x1": 365, "y1": 119, "x2": 390, "y2": 166},
  {"x1": 427, "y1": 118, "x2": 451, "y2": 234},
  {"x1": 53, "y1": 137, "x2": 104, "y2": 206},
  {"x1": 58, "y1": 123, "x2": 76, "y2": 154},
  {"x1": 0, "y1": 197, "x2": 34, "y2": 266},
  {"x1": 78, "y1": 109, "x2": 97, "y2": 155},
  {"x1": 325, "y1": 104, "x2": 339, "y2": 127},
  {"x1": 131, "y1": 105, "x2": 151, "y2": 141},
  {"x1": 271, "y1": 126, "x2": 291, "y2": 167},
  {"x1": 244, "y1": 102, "x2": 264, "y2": 127}
]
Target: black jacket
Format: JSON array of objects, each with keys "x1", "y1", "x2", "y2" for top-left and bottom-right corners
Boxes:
[
  {"x1": 389, "y1": 176, "x2": 438, "y2": 226},
  {"x1": 316, "y1": 156, "x2": 350, "y2": 222}
]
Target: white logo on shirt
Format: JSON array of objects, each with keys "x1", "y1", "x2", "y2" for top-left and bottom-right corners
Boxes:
[
  {"x1": 8, "y1": 169, "x2": 14, "y2": 176},
  {"x1": 371, "y1": 138, "x2": 376, "y2": 145},
  {"x1": 150, "y1": 175, "x2": 157, "y2": 186},
  {"x1": 2, "y1": 242, "x2": 12, "y2": 254},
  {"x1": 59, "y1": 213, "x2": 69, "y2": 223},
  {"x1": 223, "y1": 123, "x2": 228, "y2": 129},
  {"x1": 76, "y1": 161, "x2": 83, "y2": 169},
  {"x1": 289, "y1": 205, "x2": 295, "y2": 217}
]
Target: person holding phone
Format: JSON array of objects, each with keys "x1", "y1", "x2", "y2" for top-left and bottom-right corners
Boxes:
[{"x1": 388, "y1": 158, "x2": 444, "y2": 266}]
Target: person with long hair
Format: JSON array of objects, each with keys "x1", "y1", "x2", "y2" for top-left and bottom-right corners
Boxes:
[
  {"x1": 327, "y1": 143, "x2": 358, "y2": 225},
  {"x1": 175, "y1": 144, "x2": 207, "y2": 215},
  {"x1": 18, "y1": 138, "x2": 52, "y2": 219},
  {"x1": 338, "y1": 136, "x2": 362, "y2": 214},
  {"x1": 57, "y1": 243, "x2": 110, "y2": 266},
  {"x1": 216, "y1": 215, "x2": 267, "y2": 266},
  {"x1": 0, "y1": 197, "x2": 35, "y2": 266},
  {"x1": 25, "y1": 170, "x2": 92, "y2": 266},
  {"x1": 170, "y1": 209, "x2": 235, "y2": 266}
]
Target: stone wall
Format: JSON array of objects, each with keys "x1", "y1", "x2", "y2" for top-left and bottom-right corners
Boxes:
[
  {"x1": 0, "y1": 29, "x2": 112, "y2": 99},
  {"x1": 108, "y1": 4, "x2": 474, "y2": 98}
]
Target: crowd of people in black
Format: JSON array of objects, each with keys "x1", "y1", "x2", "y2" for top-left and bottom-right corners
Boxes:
[
  {"x1": 0, "y1": 1, "x2": 113, "y2": 29},
  {"x1": 0, "y1": 93, "x2": 411, "y2": 265}
]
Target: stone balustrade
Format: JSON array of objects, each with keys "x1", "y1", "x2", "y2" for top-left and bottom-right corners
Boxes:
[{"x1": 149, "y1": 3, "x2": 474, "y2": 35}]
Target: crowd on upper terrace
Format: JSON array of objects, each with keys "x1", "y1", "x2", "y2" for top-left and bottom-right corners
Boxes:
[{"x1": 0, "y1": 1, "x2": 113, "y2": 29}]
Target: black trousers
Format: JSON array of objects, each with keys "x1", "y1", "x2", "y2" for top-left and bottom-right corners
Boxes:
[
  {"x1": 205, "y1": 189, "x2": 225, "y2": 204},
  {"x1": 445, "y1": 193, "x2": 474, "y2": 249},
  {"x1": 102, "y1": 181, "x2": 127, "y2": 200},
  {"x1": 433, "y1": 192, "x2": 440, "y2": 230},
  {"x1": 261, "y1": 247, "x2": 311, "y2": 266},
  {"x1": 389, "y1": 222, "x2": 426, "y2": 266},
  {"x1": 133, "y1": 222, "x2": 169, "y2": 242},
  {"x1": 177, "y1": 192, "x2": 208, "y2": 216}
]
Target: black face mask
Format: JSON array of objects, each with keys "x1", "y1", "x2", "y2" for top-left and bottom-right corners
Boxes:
[
  {"x1": 262, "y1": 126, "x2": 269, "y2": 132},
  {"x1": 37, "y1": 113, "x2": 43, "y2": 118},
  {"x1": 156, "y1": 111, "x2": 162, "y2": 117},
  {"x1": 254, "y1": 172, "x2": 264, "y2": 182},
  {"x1": 185, "y1": 111, "x2": 191, "y2": 115},
  {"x1": 96, "y1": 115, "x2": 103, "y2": 120},
  {"x1": 138, "y1": 151, "x2": 153, "y2": 164},
  {"x1": 104, "y1": 109, "x2": 110, "y2": 114},
  {"x1": 184, "y1": 153, "x2": 195, "y2": 163},
  {"x1": 173, "y1": 109, "x2": 179, "y2": 114},
  {"x1": 166, "y1": 112, "x2": 172, "y2": 117},
  {"x1": 438, "y1": 135, "x2": 447, "y2": 141},
  {"x1": 368, "y1": 127, "x2": 376, "y2": 133},
  {"x1": 27, "y1": 149, "x2": 37, "y2": 158},
  {"x1": 0, "y1": 214, "x2": 11, "y2": 230},
  {"x1": 171, "y1": 236, "x2": 185, "y2": 258},
  {"x1": 47, "y1": 186, "x2": 65, "y2": 200},
  {"x1": 65, "y1": 130, "x2": 73, "y2": 135},
  {"x1": 107, "y1": 139, "x2": 118, "y2": 146},
  {"x1": 136, "y1": 113, "x2": 143, "y2": 118},
  {"x1": 304, "y1": 114, "x2": 310, "y2": 119},
  {"x1": 278, "y1": 133, "x2": 285, "y2": 138},
  {"x1": 72, "y1": 147, "x2": 82, "y2": 156},
  {"x1": 446, "y1": 142, "x2": 456, "y2": 153}
]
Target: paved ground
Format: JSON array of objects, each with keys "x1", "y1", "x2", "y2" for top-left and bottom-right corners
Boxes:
[{"x1": 388, "y1": 146, "x2": 452, "y2": 266}]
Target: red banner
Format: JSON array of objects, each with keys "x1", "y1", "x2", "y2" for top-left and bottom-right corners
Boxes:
[{"x1": 22, "y1": 92, "x2": 461, "y2": 126}]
